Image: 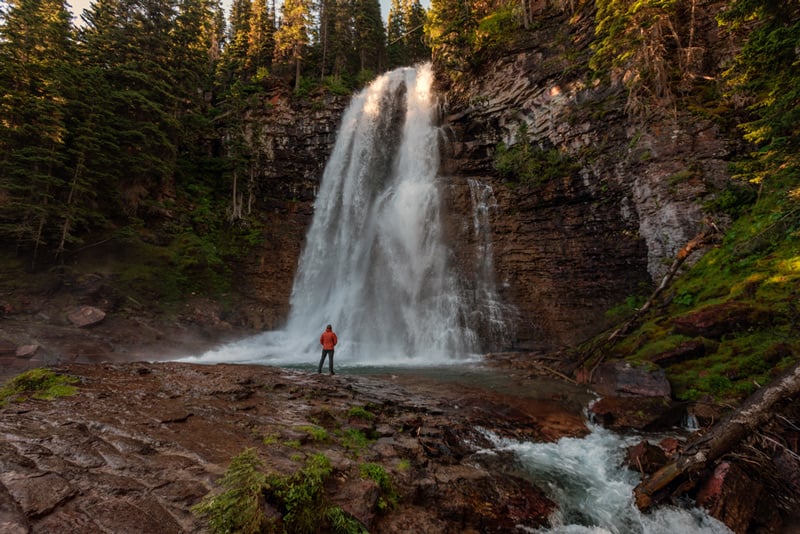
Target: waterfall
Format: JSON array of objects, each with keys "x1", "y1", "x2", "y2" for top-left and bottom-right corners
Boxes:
[
  {"x1": 185, "y1": 64, "x2": 509, "y2": 367},
  {"x1": 465, "y1": 179, "x2": 514, "y2": 348}
]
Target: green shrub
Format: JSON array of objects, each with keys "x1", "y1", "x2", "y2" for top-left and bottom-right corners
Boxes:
[
  {"x1": 192, "y1": 448, "x2": 270, "y2": 534},
  {"x1": 297, "y1": 425, "x2": 330, "y2": 442},
  {"x1": 360, "y1": 463, "x2": 398, "y2": 511},
  {"x1": 347, "y1": 405, "x2": 375, "y2": 421},
  {"x1": 340, "y1": 428, "x2": 372, "y2": 454},
  {"x1": 195, "y1": 451, "x2": 366, "y2": 534},
  {"x1": 274, "y1": 454, "x2": 333, "y2": 533},
  {"x1": 473, "y1": 5, "x2": 517, "y2": 50},
  {"x1": 494, "y1": 125, "x2": 579, "y2": 184},
  {"x1": 326, "y1": 506, "x2": 369, "y2": 534},
  {"x1": 322, "y1": 76, "x2": 352, "y2": 96},
  {"x1": 0, "y1": 368, "x2": 79, "y2": 407}
]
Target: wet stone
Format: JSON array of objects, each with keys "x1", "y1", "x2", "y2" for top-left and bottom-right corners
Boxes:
[
  {"x1": 0, "y1": 362, "x2": 589, "y2": 533},
  {"x1": 5, "y1": 472, "x2": 76, "y2": 517}
]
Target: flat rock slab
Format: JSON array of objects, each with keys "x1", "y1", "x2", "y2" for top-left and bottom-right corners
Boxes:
[{"x1": 0, "y1": 362, "x2": 589, "y2": 533}]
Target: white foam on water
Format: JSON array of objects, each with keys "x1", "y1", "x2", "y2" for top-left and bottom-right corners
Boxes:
[{"x1": 482, "y1": 424, "x2": 732, "y2": 534}]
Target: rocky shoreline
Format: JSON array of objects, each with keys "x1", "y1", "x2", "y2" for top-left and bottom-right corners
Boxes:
[
  {"x1": 2, "y1": 305, "x2": 798, "y2": 532},
  {"x1": 1, "y1": 361, "x2": 591, "y2": 533}
]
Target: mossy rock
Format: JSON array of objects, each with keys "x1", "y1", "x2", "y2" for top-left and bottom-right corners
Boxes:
[{"x1": 672, "y1": 302, "x2": 775, "y2": 339}]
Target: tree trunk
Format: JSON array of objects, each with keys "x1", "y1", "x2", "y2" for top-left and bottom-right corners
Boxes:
[{"x1": 634, "y1": 360, "x2": 800, "y2": 511}]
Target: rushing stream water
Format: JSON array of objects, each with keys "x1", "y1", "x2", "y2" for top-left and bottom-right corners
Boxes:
[
  {"x1": 180, "y1": 64, "x2": 731, "y2": 533},
  {"x1": 482, "y1": 423, "x2": 732, "y2": 533}
]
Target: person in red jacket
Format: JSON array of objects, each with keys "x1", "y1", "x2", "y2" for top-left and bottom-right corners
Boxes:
[{"x1": 318, "y1": 324, "x2": 338, "y2": 375}]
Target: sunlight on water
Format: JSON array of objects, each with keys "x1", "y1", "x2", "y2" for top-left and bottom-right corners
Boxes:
[
  {"x1": 481, "y1": 424, "x2": 732, "y2": 534},
  {"x1": 182, "y1": 63, "x2": 510, "y2": 368}
]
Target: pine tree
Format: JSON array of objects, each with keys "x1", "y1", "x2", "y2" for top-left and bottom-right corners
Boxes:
[
  {"x1": 273, "y1": 0, "x2": 311, "y2": 91},
  {"x1": 425, "y1": 0, "x2": 475, "y2": 71},
  {"x1": 718, "y1": 0, "x2": 800, "y2": 189},
  {"x1": 353, "y1": 0, "x2": 385, "y2": 74},
  {"x1": 403, "y1": 0, "x2": 429, "y2": 64},
  {"x1": 386, "y1": 0, "x2": 407, "y2": 68},
  {"x1": 0, "y1": 0, "x2": 76, "y2": 264},
  {"x1": 78, "y1": 0, "x2": 182, "y2": 216},
  {"x1": 247, "y1": 0, "x2": 275, "y2": 77},
  {"x1": 223, "y1": 0, "x2": 252, "y2": 83}
]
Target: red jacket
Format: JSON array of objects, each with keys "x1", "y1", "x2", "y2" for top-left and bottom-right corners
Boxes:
[{"x1": 320, "y1": 329, "x2": 338, "y2": 350}]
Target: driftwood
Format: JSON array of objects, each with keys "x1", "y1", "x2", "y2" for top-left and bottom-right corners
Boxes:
[
  {"x1": 634, "y1": 360, "x2": 800, "y2": 511},
  {"x1": 607, "y1": 228, "x2": 717, "y2": 344},
  {"x1": 573, "y1": 228, "x2": 719, "y2": 380}
]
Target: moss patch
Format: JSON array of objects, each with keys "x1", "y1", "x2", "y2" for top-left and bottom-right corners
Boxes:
[{"x1": 0, "y1": 368, "x2": 79, "y2": 407}]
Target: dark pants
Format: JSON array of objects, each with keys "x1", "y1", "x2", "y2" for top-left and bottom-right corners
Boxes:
[{"x1": 319, "y1": 349, "x2": 334, "y2": 374}]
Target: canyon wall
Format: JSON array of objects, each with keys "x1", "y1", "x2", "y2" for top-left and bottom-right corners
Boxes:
[
  {"x1": 230, "y1": 93, "x2": 348, "y2": 330},
  {"x1": 241, "y1": 4, "x2": 743, "y2": 352},
  {"x1": 437, "y1": 4, "x2": 742, "y2": 350}
]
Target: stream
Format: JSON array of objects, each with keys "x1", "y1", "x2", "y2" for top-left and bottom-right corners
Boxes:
[{"x1": 179, "y1": 64, "x2": 733, "y2": 532}]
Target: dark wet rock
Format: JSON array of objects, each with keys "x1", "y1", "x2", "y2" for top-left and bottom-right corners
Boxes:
[
  {"x1": 591, "y1": 361, "x2": 671, "y2": 398},
  {"x1": 696, "y1": 461, "x2": 764, "y2": 534},
  {"x1": 589, "y1": 396, "x2": 675, "y2": 431},
  {"x1": 625, "y1": 441, "x2": 669, "y2": 475},
  {"x1": 0, "y1": 362, "x2": 587, "y2": 533},
  {"x1": 683, "y1": 402, "x2": 718, "y2": 432},
  {"x1": 650, "y1": 339, "x2": 708, "y2": 367},
  {"x1": 0, "y1": 340, "x2": 16, "y2": 356},
  {"x1": 14, "y1": 344, "x2": 38, "y2": 358}
]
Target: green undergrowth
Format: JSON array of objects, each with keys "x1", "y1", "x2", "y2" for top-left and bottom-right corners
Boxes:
[
  {"x1": 0, "y1": 368, "x2": 79, "y2": 407},
  {"x1": 193, "y1": 449, "x2": 377, "y2": 534},
  {"x1": 213, "y1": 403, "x2": 403, "y2": 532},
  {"x1": 494, "y1": 123, "x2": 580, "y2": 185},
  {"x1": 608, "y1": 178, "x2": 800, "y2": 402}
]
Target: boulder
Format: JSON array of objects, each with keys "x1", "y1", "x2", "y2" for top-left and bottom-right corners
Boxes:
[
  {"x1": 650, "y1": 340, "x2": 708, "y2": 366},
  {"x1": 15, "y1": 345, "x2": 38, "y2": 358},
  {"x1": 625, "y1": 441, "x2": 669, "y2": 475},
  {"x1": 696, "y1": 461, "x2": 763, "y2": 534},
  {"x1": 589, "y1": 396, "x2": 676, "y2": 431},
  {"x1": 66, "y1": 306, "x2": 106, "y2": 327},
  {"x1": 591, "y1": 361, "x2": 671, "y2": 398}
]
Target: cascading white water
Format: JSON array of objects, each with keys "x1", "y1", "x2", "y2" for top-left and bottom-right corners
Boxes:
[
  {"x1": 481, "y1": 424, "x2": 733, "y2": 534},
  {"x1": 184, "y1": 64, "x2": 506, "y2": 367},
  {"x1": 280, "y1": 63, "x2": 478, "y2": 363},
  {"x1": 465, "y1": 179, "x2": 514, "y2": 347}
]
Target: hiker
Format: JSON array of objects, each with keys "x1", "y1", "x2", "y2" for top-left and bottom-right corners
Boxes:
[{"x1": 318, "y1": 324, "x2": 338, "y2": 375}]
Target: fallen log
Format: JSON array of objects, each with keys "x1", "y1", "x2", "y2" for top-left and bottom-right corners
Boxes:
[
  {"x1": 634, "y1": 360, "x2": 800, "y2": 511},
  {"x1": 608, "y1": 228, "x2": 717, "y2": 344},
  {"x1": 574, "y1": 228, "x2": 719, "y2": 380}
]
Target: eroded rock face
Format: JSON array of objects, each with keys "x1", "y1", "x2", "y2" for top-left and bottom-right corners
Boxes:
[
  {"x1": 435, "y1": 5, "x2": 744, "y2": 350},
  {"x1": 0, "y1": 362, "x2": 589, "y2": 533},
  {"x1": 227, "y1": 92, "x2": 349, "y2": 331}
]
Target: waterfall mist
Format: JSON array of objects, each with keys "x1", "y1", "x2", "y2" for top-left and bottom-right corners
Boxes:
[{"x1": 184, "y1": 64, "x2": 510, "y2": 367}]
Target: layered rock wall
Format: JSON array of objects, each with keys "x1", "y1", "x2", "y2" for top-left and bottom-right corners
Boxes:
[
  {"x1": 237, "y1": 4, "x2": 743, "y2": 351},
  {"x1": 437, "y1": 5, "x2": 742, "y2": 350},
  {"x1": 231, "y1": 94, "x2": 348, "y2": 329}
]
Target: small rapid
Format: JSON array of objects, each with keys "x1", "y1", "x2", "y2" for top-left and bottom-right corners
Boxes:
[{"x1": 480, "y1": 423, "x2": 732, "y2": 534}]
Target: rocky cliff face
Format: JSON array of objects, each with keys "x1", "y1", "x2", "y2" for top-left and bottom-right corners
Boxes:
[
  {"x1": 237, "y1": 5, "x2": 743, "y2": 353},
  {"x1": 437, "y1": 4, "x2": 743, "y2": 350},
  {"x1": 230, "y1": 93, "x2": 348, "y2": 330}
]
